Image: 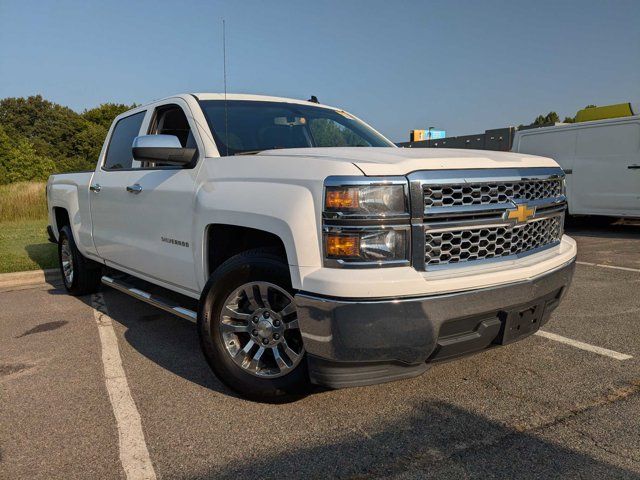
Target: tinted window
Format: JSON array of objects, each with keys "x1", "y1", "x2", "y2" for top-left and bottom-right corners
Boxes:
[
  {"x1": 141, "y1": 105, "x2": 198, "y2": 168},
  {"x1": 104, "y1": 111, "x2": 145, "y2": 170},
  {"x1": 149, "y1": 105, "x2": 198, "y2": 148},
  {"x1": 309, "y1": 118, "x2": 370, "y2": 147},
  {"x1": 198, "y1": 100, "x2": 393, "y2": 156}
]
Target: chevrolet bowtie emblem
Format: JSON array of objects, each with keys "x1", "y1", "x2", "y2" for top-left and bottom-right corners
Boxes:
[{"x1": 505, "y1": 204, "x2": 536, "y2": 224}]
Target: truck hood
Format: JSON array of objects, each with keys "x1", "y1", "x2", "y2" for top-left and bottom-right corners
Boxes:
[{"x1": 259, "y1": 147, "x2": 558, "y2": 176}]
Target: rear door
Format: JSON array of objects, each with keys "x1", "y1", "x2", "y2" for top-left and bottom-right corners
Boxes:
[
  {"x1": 90, "y1": 110, "x2": 147, "y2": 266},
  {"x1": 572, "y1": 120, "x2": 640, "y2": 216}
]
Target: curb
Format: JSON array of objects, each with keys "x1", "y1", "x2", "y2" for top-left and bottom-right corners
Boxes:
[{"x1": 0, "y1": 268, "x2": 62, "y2": 289}]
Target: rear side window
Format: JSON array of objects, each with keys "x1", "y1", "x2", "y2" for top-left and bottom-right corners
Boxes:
[{"x1": 103, "y1": 111, "x2": 146, "y2": 170}]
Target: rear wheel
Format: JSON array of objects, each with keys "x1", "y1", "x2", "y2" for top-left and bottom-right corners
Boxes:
[
  {"x1": 58, "y1": 225, "x2": 102, "y2": 296},
  {"x1": 198, "y1": 249, "x2": 308, "y2": 401}
]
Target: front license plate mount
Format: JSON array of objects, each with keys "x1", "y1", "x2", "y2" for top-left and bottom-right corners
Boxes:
[{"x1": 498, "y1": 301, "x2": 546, "y2": 345}]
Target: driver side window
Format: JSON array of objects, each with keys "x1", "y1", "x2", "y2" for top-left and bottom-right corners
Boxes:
[{"x1": 144, "y1": 104, "x2": 199, "y2": 168}]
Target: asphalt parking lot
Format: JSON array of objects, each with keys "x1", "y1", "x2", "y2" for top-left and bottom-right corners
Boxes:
[{"x1": 2, "y1": 221, "x2": 639, "y2": 479}]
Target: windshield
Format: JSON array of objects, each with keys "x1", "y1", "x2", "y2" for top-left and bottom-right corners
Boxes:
[{"x1": 198, "y1": 100, "x2": 394, "y2": 156}]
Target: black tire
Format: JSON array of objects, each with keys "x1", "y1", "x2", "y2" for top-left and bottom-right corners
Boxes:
[
  {"x1": 58, "y1": 225, "x2": 102, "y2": 296},
  {"x1": 589, "y1": 215, "x2": 616, "y2": 228},
  {"x1": 198, "y1": 248, "x2": 309, "y2": 401}
]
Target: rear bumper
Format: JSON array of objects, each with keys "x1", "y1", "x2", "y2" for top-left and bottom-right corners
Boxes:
[{"x1": 294, "y1": 259, "x2": 576, "y2": 389}]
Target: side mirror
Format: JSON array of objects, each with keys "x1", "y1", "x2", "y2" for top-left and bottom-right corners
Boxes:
[{"x1": 132, "y1": 135, "x2": 196, "y2": 166}]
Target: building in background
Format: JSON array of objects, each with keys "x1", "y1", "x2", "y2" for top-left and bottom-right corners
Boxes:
[
  {"x1": 399, "y1": 103, "x2": 638, "y2": 152},
  {"x1": 409, "y1": 128, "x2": 446, "y2": 143},
  {"x1": 401, "y1": 127, "x2": 515, "y2": 151}
]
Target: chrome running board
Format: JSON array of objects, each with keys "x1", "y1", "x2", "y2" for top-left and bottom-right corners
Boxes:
[{"x1": 101, "y1": 276, "x2": 197, "y2": 323}]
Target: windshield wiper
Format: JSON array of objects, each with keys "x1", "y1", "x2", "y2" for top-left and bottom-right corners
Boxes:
[
  {"x1": 234, "y1": 147, "x2": 290, "y2": 156},
  {"x1": 234, "y1": 150, "x2": 265, "y2": 155}
]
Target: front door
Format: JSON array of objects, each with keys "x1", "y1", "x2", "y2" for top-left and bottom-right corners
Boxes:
[
  {"x1": 114, "y1": 166, "x2": 200, "y2": 291},
  {"x1": 93, "y1": 101, "x2": 203, "y2": 292}
]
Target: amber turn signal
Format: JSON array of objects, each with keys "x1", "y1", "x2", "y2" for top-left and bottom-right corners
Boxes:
[
  {"x1": 325, "y1": 233, "x2": 360, "y2": 258},
  {"x1": 325, "y1": 187, "x2": 359, "y2": 210}
]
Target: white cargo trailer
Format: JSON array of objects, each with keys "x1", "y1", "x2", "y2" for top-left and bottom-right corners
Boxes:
[{"x1": 512, "y1": 107, "x2": 640, "y2": 219}]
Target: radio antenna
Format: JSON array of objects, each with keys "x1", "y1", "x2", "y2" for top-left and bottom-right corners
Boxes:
[{"x1": 222, "y1": 19, "x2": 229, "y2": 156}]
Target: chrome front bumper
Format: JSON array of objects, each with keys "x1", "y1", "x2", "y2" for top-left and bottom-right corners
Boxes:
[{"x1": 294, "y1": 259, "x2": 576, "y2": 389}]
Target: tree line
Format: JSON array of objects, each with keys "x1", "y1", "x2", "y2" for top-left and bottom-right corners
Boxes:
[
  {"x1": 522, "y1": 105, "x2": 597, "y2": 129},
  {"x1": 0, "y1": 95, "x2": 135, "y2": 184}
]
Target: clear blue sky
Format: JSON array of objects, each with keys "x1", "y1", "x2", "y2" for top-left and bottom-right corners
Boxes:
[{"x1": 1, "y1": 0, "x2": 639, "y2": 142}]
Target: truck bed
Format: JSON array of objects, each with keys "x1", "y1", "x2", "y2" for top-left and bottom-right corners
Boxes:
[{"x1": 47, "y1": 170, "x2": 94, "y2": 248}]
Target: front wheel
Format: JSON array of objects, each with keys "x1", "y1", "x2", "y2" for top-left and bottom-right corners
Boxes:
[{"x1": 198, "y1": 249, "x2": 308, "y2": 401}]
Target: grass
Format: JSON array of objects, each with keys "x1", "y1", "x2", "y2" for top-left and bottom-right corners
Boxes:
[
  {"x1": 0, "y1": 218, "x2": 57, "y2": 273},
  {"x1": 0, "y1": 182, "x2": 57, "y2": 273},
  {"x1": 0, "y1": 181, "x2": 49, "y2": 222}
]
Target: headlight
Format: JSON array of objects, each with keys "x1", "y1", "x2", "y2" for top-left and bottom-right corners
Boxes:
[
  {"x1": 324, "y1": 228, "x2": 409, "y2": 264},
  {"x1": 322, "y1": 176, "x2": 411, "y2": 267},
  {"x1": 324, "y1": 183, "x2": 408, "y2": 218}
]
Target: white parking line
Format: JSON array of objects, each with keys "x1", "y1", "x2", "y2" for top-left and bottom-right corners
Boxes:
[
  {"x1": 91, "y1": 292, "x2": 157, "y2": 480},
  {"x1": 576, "y1": 261, "x2": 640, "y2": 273},
  {"x1": 535, "y1": 330, "x2": 633, "y2": 361}
]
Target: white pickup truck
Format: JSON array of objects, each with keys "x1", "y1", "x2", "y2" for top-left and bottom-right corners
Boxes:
[{"x1": 47, "y1": 93, "x2": 577, "y2": 400}]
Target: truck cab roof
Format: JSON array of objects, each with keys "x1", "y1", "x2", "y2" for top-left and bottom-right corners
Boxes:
[{"x1": 191, "y1": 93, "x2": 337, "y2": 109}]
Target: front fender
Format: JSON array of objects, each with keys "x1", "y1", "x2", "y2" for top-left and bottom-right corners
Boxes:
[{"x1": 192, "y1": 180, "x2": 323, "y2": 290}]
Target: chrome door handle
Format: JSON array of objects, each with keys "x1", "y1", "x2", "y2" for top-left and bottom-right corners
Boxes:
[
  {"x1": 126, "y1": 184, "x2": 143, "y2": 194},
  {"x1": 628, "y1": 165, "x2": 640, "y2": 170},
  {"x1": 90, "y1": 183, "x2": 101, "y2": 193}
]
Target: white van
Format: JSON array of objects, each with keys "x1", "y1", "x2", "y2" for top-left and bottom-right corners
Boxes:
[{"x1": 512, "y1": 113, "x2": 640, "y2": 219}]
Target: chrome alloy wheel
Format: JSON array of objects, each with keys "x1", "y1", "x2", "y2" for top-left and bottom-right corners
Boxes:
[
  {"x1": 219, "y1": 281, "x2": 304, "y2": 378},
  {"x1": 60, "y1": 238, "x2": 74, "y2": 285}
]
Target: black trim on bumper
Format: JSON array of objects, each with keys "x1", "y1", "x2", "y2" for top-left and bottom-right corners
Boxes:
[
  {"x1": 295, "y1": 259, "x2": 576, "y2": 389},
  {"x1": 305, "y1": 356, "x2": 429, "y2": 389}
]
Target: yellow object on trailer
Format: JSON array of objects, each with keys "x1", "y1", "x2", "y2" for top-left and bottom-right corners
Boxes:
[{"x1": 575, "y1": 103, "x2": 633, "y2": 123}]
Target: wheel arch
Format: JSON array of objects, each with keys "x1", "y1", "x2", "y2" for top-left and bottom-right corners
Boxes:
[
  {"x1": 52, "y1": 206, "x2": 71, "y2": 237},
  {"x1": 204, "y1": 222, "x2": 300, "y2": 287},
  {"x1": 194, "y1": 180, "x2": 324, "y2": 291}
]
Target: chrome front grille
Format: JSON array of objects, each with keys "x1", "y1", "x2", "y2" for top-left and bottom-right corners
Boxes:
[
  {"x1": 424, "y1": 216, "x2": 563, "y2": 266},
  {"x1": 424, "y1": 178, "x2": 563, "y2": 208},
  {"x1": 408, "y1": 168, "x2": 567, "y2": 271}
]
